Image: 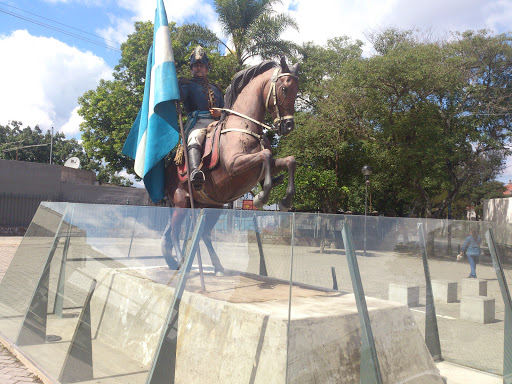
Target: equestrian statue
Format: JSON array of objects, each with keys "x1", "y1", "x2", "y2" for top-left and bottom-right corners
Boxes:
[{"x1": 162, "y1": 47, "x2": 299, "y2": 273}]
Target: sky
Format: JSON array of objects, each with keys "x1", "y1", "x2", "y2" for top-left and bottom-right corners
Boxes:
[{"x1": 1, "y1": 0, "x2": 512, "y2": 182}]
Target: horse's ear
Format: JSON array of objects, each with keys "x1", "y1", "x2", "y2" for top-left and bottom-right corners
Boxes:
[
  {"x1": 291, "y1": 62, "x2": 300, "y2": 76},
  {"x1": 280, "y1": 56, "x2": 290, "y2": 73}
]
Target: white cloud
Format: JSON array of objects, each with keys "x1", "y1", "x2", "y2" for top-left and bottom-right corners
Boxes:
[
  {"x1": 119, "y1": 169, "x2": 144, "y2": 188},
  {"x1": 118, "y1": 0, "x2": 212, "y2": 24},
  {"x1": 60, "y1": 107, "x2": 83, "y2": 136},
  {"x1": 43, "y1": 0, "x2": 104, "y2": 4},
  {"x1": 279, "y1": 0, "x2": 511, "y2": 50},
  {"x1": 97, "y1": 0, "x2": 220, "y2": 58},
  {"x1": 0, "y1": 30, "x2": 112, "y2": 133},
  {"x1": 97, "y1": 16, "x2": 135, "y2": 48}
]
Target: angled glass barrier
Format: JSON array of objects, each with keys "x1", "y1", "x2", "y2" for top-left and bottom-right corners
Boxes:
[
  {"x1": 1, "y1": 203, "x2": 509, "y2": 383},
  {"x1": 0, "y1": 203, "x2": 295, "y2": 383},
  {"x1": 286, "y1": 213, "x2": 510, "y2": 382}
]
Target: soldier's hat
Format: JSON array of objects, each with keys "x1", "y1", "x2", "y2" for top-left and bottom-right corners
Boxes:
[{"x1": 189, "y1": 46, "x2": 210, "y2": 68}]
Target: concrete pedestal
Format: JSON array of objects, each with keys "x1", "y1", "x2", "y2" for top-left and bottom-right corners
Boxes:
[
  {"x1": 432, "y1": 280, "x2": 458, "y2": 303},
  {"x1": 388, "y1": 283, "x2": 420, "y2": 307},
  {"x1": 90, "y1": 268, "x2": 444, "y2": 384},
  {"x1": 460, "y1": 296, "x2": 495, "y2": 324},
  {"x1": 461, "y1": 278, "x2": 487, "y2": 297}
]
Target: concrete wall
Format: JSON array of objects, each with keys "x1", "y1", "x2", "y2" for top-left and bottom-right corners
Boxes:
[
  {"x1": 483, "y1": 198, "x2": 512, "y2": 225},
  {"x1": 483, "y1": 198, "x2": 512, "y2": 253},
  {"x1": 0, "y1": 159, "x2": 153, "y2": 229}
]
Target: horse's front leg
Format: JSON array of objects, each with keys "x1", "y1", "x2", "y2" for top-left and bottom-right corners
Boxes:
[
  {"x1": 162, "y1": 208, "x2": 181, "y2": 269},
  {"x1": 227, "y1": 149, "x2": 272, "y2": 208},
  {"x1": 272, "y1": 156, "x2": 296, "y2": 211},
  {"x1": 202, "y1": 210, "x2": 224, "y2": 276}
]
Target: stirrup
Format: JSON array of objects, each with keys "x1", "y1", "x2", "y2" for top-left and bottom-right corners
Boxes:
[{"x1": 190, "y1": 169, "x2": 205, "y2": 190}]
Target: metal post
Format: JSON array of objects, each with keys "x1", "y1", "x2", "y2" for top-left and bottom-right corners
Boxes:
[
  {"x1": 342, "y1": 223, "x2": 382, "y2": 384},
  {"x1": 485, "y1": 229, "x2": 512, "y2": 384},
  {"x1": 146, "y1": 210, "x2": 206, "y2": 384},
  {"x1": 54, "y1": 204, "x2": 75, "y2": 318},
  {"x1": 176, "y1": 102, "x2": 205, "y2": 291},
  {"x1": 127, "y1": 207, "x2": 139, "y2": 258},
  {"x1": 364, "y1": 181, "x2": 368, "y2": 257},
  {"x1": 285, "y1": 213, "x2": 296, "y2": 384},
  {"x1": 253, "y1": 215, "x2": 268, "y2": 276},
  {"x1": 417, "y1": 223, "x2": 442, "y2": 362},
  {"x1": 50, "y1": 126, "x2": 54, "y2": 164},
  {"x1": 331, "y1": 267, "x2": 338, "y2": 290}
]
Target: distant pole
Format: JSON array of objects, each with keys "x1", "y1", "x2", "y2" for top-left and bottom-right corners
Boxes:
[
  {"x1": 50, "y1": 126, "x2": 54, "y2": 164},
  {"x1": 362, "y1": 165, "x2": 373, "y2": 257}
]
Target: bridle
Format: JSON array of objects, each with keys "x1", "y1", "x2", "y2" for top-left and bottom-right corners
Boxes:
[
  {"x1": 213, "y1": 66, "x2": 298, "y2": 134},
  {"x1": 265, "y1": 67, "x2": 298, "y2": 127}
]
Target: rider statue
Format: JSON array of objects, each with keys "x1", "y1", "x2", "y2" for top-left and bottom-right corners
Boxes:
[{"x1": 179, "y1": 46, "x2": 224, "y2": 191}]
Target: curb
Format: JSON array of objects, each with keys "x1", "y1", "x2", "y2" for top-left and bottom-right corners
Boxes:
[{"x1": 0, "y1": 330, "x2": 58, "y2": 384}]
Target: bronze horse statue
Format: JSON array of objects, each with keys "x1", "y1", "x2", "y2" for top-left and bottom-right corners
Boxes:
[{"x1": 162, "y1": 57, "x2": 299, "y2": 272}]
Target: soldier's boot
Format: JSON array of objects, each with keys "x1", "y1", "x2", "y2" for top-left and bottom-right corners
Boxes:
[{"x1": 188, "y1": 144, "x2": 205, "y2": 191}]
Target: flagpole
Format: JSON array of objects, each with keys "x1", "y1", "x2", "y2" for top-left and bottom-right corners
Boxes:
[{"x1": 176, "y1": 102, "x2": 206, "y2": 292}]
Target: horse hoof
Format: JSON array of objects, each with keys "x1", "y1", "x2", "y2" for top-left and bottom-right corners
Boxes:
[
  {"x1": 215, "y1": 271, "x2": 225, "y2": 277},
  {"x1": 164, "y1": 257, "x2": 180, "y2": 270},
  {"x1": 278, "y1": 202, "x2": 290, "y2": 212}
]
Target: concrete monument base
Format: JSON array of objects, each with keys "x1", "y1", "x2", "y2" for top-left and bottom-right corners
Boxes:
[{"x1": 91, "y1": 267, "x2": 444, "y2": 384}]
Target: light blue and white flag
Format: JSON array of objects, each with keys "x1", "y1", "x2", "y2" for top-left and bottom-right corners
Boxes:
[{"x1": 122, "y1": 0, "x2": 180, "y2": 202}]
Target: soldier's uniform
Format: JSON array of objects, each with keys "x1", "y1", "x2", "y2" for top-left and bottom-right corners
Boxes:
[{"x1": 180, "y1": 46, "x2": 224, "y2": 190}]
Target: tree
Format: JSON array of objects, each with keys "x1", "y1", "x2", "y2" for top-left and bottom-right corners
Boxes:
[
  {"x1": 274, "y1": 29, "x2": 512, "y2": 216},
  {"x1": 269, "y1": 38, "x2": 365, "y2": 213},
  {"x1": 1, "y1": 121, "x2": 80, "y2": 164},
  {"x1": 0, "y1": 121, "x2": 133, "y2": 186},
  {"x1": 194, "y1": 0, "x2": 299, "y2": 68},
  {"x1": 78, "y1": 21, "x2": 238, "y2": 181}
]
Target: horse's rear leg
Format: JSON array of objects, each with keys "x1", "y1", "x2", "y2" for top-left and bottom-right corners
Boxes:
[
  {"x1": 272, "y1": 156, "x2": 296, "y2": 211},
  {"x1": 161, "y1": 208, "x2": 180, "y2": 269},
  {"x1": 202, "y1": 211, "x2": 224, "y2": 276}
]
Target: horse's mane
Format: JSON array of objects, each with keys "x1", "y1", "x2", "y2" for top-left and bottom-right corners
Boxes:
[{"x1": 221, "y1": 60, "x2": 278, "y2": 121}]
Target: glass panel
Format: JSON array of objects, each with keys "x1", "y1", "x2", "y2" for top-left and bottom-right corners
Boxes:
[
  {"x1": 287, "y1": 213, "x2": 509, "y2": 382},
  {"x1": 424, "y1": 219, "x2": 508, "y2": 376},
  {"x1": 0, "y1": 203, "x2": 295, "y2": 383},
  {"x1": 152, "y1": 208, "x2": 294, "y2": 383},
  {"x1": 0, "y1": 201, "x2": 69, "y2": 342},
  {"x1": 286, "y1": 212, "x2": 352, "y2": 383},
  {"x1": 3, "y1": 203, "x2": 509, "y2": 383}
]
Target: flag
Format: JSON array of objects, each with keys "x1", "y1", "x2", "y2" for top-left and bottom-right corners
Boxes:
[{"x1": 122, "y1": 0, "x2": 180, "y2": 202}]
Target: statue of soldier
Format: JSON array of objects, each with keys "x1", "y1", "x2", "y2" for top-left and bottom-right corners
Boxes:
[{"x1": 179, "y1": 46, "x2": 224, "y2": 191}]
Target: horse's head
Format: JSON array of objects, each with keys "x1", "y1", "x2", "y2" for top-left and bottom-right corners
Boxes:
[{"x1": 266, "y1": 57, "x2": 299, "y2": 136}]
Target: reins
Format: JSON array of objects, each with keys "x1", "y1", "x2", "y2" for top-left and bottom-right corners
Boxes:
[{"x1": 211, "y1": 67, "x2": 298, "y2": 146}]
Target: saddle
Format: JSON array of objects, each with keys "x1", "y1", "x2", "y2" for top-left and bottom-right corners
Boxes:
[{"x1": 177, "y1": 122, "x2": 222, "y2": 182}]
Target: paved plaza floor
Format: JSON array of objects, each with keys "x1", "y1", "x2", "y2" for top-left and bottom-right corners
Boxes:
[
  {"x1": 0, "y1": 235, "x2": 506, "y2": 384},
  {"x1": 0, "y1": 237, "x2": 42, "y2": 383}
]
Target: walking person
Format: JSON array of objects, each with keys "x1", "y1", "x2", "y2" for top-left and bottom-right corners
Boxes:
[{"x1": 461, "y1": 228, "x2": 481, "y2": 278}]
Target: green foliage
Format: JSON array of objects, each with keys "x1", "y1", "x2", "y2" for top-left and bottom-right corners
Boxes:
[
  {"x1": 0, "y1": 121, "x2": 133, "y2": 186},
  {"x1": 214, "y1": 0, "x2": 299, "y2": 67},
  {"x1": 274, "y1": 29, "x2": 512, "y2": 216},
  {"x1": 0, "y1": 121, "x2": 83, "y2": 164}
]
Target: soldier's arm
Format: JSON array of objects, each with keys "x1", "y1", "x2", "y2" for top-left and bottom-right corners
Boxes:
[{"x1": 178, "y1": 77, "x2": 189, "y2": 100}]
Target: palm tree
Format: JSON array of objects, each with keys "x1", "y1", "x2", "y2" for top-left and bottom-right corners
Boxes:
[{"x1": 197, "y1": 0, "x2": 299, "y2": 68}]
